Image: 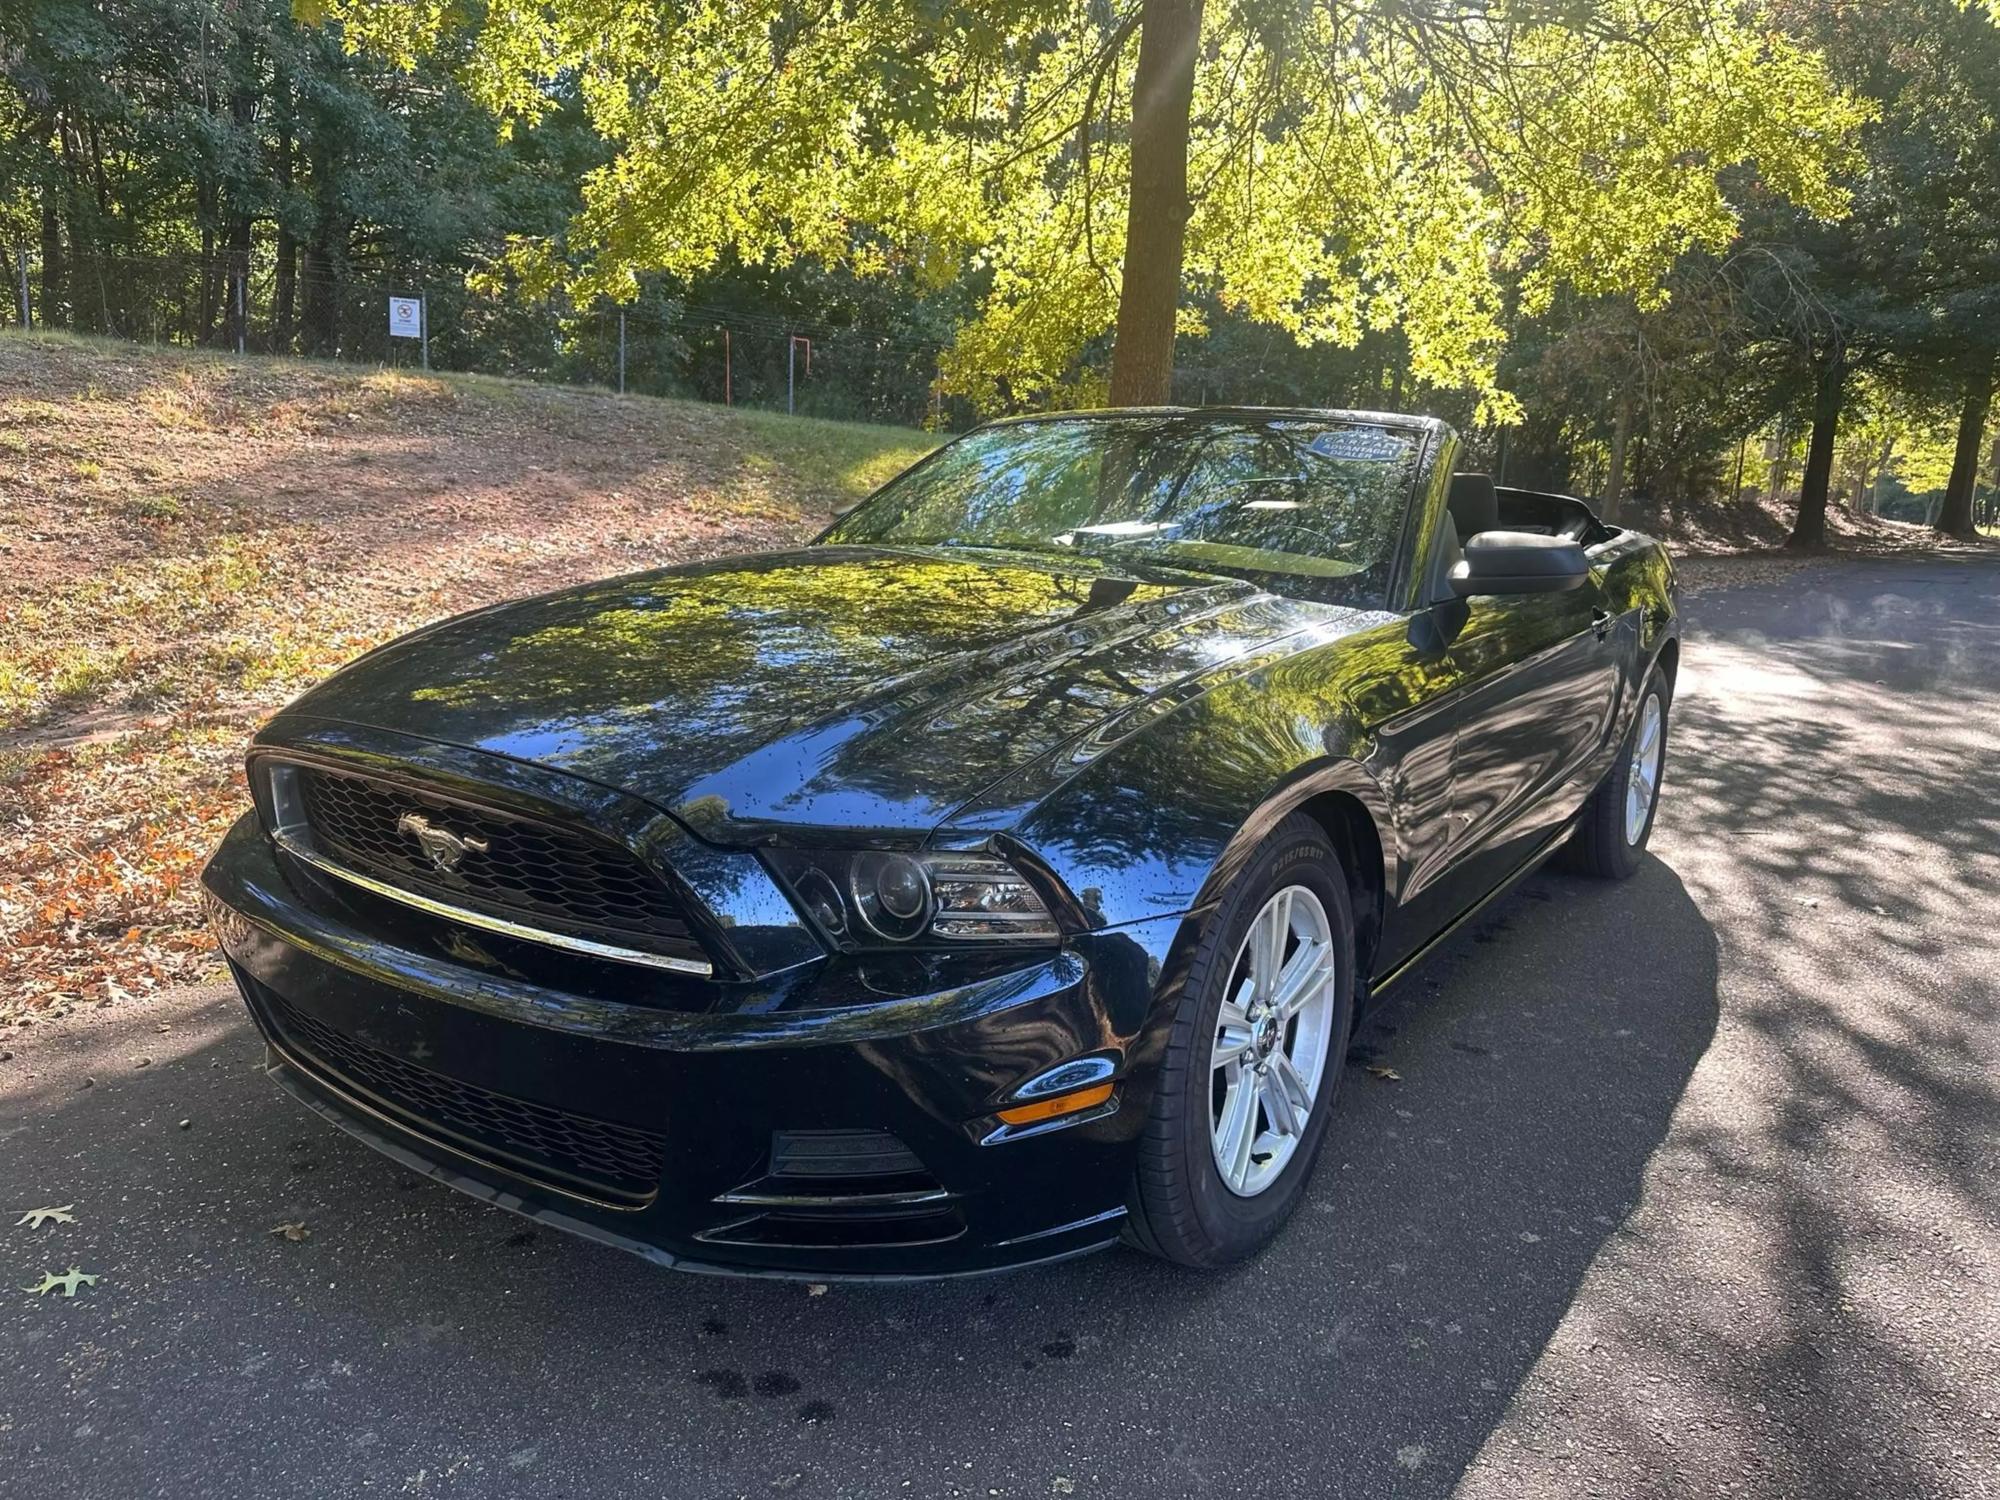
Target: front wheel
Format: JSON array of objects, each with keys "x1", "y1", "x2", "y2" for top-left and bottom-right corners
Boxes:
[
  {"x1": 1569, "y1": 665, "x2": 1670, "y2": 879},
  {"x1": 1125, "y1": 815, "x2": 1356, "y2": 1268}
]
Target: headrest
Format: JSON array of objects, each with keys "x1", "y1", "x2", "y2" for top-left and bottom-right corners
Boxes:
[{"x1": 1448, "y1": 473, "x2": 1500, "y2": 538}]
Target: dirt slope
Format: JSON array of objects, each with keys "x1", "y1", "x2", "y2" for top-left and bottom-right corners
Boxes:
[{"x1": 0, "y1": 331, "x2": 935, "y2": 1017}]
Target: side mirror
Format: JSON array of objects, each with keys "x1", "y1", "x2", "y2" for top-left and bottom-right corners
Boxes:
[{"x1": 1449, "y1": 530, "x2": 1590, "y2": 598}]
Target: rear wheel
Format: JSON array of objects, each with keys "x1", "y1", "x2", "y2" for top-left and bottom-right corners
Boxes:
[
  {"x1": 1126, "y1": 816, "x2": 1356, "y2": 1267},
  {"x1": 1569, "y1": 666, "x2": 1670, "y2": 879}
]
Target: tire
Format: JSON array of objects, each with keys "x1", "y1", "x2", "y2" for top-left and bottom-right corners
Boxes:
[
  {"x1": 1568, "y1": 665, "x2": 1671, "y2": 880},
  {"x1": 1125, "y1": 814, "x2": 1356, "y2": 1268}
]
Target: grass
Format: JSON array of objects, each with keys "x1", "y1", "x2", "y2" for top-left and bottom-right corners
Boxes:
[
  {"x1": 729, "y1": 404, "x2": 936, "y2": 508},
  {"x1": 0, "y1": 326, "x2": 940, "y2": 1016}
]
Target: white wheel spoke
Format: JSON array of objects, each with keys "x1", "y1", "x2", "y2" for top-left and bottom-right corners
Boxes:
[
  {"x1": 1252, "y1": 888, "x2": 1291, "y2": 997},
  {"x1": 1624, "y1": 695, "x2": 1665, "y2": 844},
  {"x1": 1265, "y1": 1053, "x2": 1311, "y2": 1137},
  {"x1": 1269, "y1": 939, "x2": 1333, "y2": 1020},
  {"x1": 1214, "y1": 998, "x2": 1255, "y2": 1066},
  {"x1": 1217, "y1": 1070, "x2": 1259, "y2": 1191}
]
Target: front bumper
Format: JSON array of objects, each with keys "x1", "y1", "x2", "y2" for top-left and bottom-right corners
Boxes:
[{"x1": 201, "y1": 813, "x2": 1187, "y2": 1279}]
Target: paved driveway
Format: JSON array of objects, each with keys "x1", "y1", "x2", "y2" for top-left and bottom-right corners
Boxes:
[{"x1": 3, "y1": 554, "x2": 1996, "y2": 1498}]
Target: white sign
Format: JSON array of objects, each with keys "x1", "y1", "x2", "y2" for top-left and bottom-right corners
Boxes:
[{"x1": 388, "y1": 296, "x2": 424, "y2": 339}]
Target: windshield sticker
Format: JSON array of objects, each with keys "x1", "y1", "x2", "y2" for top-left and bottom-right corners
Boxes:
[{"x1": 1307, "y1": 427, "x2": 1413, "y2": 463}]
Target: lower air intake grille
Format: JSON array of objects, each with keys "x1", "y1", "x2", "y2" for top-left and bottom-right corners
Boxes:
[
  {"x1": 769, "y1": 1129, "x2": 927, "y2": 1180},
  {"x1": 254, "y1": 982, "x2": 663, "y2": 1205},
  {"x1": 699, "y1": 1128, "x2": 963, "y2": 1250}
]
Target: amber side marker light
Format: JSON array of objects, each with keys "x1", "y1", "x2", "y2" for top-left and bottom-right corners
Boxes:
[{"x1": 994, "y1": 1082, "x2": 1115, "y2": 1126}]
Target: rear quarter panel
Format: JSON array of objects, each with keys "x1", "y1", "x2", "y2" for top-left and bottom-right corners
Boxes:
[{"x1": 1594, "y1": 529, "x2": 1680, "y2": 730}]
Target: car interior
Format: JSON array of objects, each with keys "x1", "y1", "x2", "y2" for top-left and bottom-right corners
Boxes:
[{"x1": 1424, "y1": 472, "x2": 1621, "y2": 603}]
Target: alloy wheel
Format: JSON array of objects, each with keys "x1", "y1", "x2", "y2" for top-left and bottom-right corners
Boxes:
[
  {"x1": 1624, "y1": 692, "x2": 1664, "y2": 845},
  {"x1": 1209, "y1": 884, "x2": 1340, "y2": 1197}
]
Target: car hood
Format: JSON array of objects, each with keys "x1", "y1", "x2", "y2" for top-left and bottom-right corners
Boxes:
[{"x1": 279, "y1": 545, "x2": 1353, "y2": 842}]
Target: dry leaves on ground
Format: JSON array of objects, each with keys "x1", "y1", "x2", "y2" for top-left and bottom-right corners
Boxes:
[{"x1": 2, "y1": 332, "x2": 932, "y2": 1018}]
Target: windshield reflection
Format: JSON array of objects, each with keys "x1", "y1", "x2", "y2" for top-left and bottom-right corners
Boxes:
[{"x1": 823, "y1": 413, "x2": 1421, "y2": 607}]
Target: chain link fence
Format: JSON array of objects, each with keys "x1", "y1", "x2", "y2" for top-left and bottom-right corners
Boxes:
[{"x1": 5, "y1": 244, "x2": 958, "y2": 430}]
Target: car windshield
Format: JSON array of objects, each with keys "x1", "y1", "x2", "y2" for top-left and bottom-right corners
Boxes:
[{"x1": 822, "y1": 413, "x2": 1423, "y2": 606}]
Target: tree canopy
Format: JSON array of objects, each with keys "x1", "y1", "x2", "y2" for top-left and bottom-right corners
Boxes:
[
  {"x1": 313, "y1": 0, "x2": 1867, "y2": 418},
  {"x1": 9, "y1": 0, "x2": 2000, "y2": 539}
]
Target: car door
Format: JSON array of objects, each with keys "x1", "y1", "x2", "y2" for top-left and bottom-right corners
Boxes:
[{"x1": 1441, "y1": 570, "x2": 1620, "y2": 907}]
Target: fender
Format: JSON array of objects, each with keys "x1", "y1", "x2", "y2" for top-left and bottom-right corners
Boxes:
[
  {"x1": 942, "y1": 610, "x2": 1428, "y2": 938},
  {"x1": 1181, "y1": 756, "x2": 1396, "y2": 924}
]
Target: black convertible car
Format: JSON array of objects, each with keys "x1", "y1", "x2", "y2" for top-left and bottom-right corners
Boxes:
[{"x1": 202, "y1": 408, "x2": 1678, "y2": 1279}]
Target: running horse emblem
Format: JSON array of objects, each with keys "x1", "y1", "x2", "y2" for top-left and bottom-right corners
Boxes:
[{"x1": 395, "y1": 812, "x2": 489, "y2": 874}]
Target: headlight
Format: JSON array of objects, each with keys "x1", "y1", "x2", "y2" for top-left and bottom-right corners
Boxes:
[{"x1": 765, "y1": 849, "x2": 1061, "y2": 948}]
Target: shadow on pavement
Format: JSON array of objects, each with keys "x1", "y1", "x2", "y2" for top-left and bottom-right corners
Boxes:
[
  {"x1": 1463, "y1": 557, "x2": 2000, "y2": 1498},
  {"x1": 2, "y1": 856, "x2": 1718, "y2": 1497}
]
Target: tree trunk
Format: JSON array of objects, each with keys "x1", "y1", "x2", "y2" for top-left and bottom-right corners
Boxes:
[
  {"x1": 300, "y1": 125, "x2": 344, "y2": 357},
  {"x1": 225, "y1": 66, "x2": 258, "y2": 354},
  {"x1": 198, "y1": 219, "x2": 219, "y2": 345},
  {"x1": 1106, "y1": 0, "x2": 1203, "y2": 406},
  {"x1": 273, "y1": 115, "x2": 296, "y2": 352},
  {"x1": 300, "y1": 234, "x2": 340, "y2": 356},
  {"x1": 55, "y1": 114, "x2": 92, "y2": 331},
  {"x1": 226, "y1": 214, "x2": 252, "y2": 351},
  {"x1": 1935, "y1": 358, "x2": 1994, "y2": 540},
  {"x1": 1787, "y1": 348, "x2": 1847, "y2": 551},
  {"x1": 38, "y1": 172, "x2": 63, "y2": 328},
  {"x1": 1868, "y1": 437, "x2": 1894, "y2": 516},
  {"x1": 1603, "y1": 393, "x2": 1634, "y2": 525}
]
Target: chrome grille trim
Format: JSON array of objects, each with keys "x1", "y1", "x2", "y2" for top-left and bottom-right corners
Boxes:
[
  {"x1": 272, "y1": 830, "x2": 714, "y2": 976},
  {"x1": 288, "y1": 763, "x2": 697, "y2": 951}
]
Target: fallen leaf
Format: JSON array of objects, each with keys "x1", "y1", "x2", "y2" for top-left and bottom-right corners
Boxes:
[
  {"x1": 1366, "y1": 1065, "x2": 1402, "y2": 1082},
  {"x1": 269, "y1": 1221, "x2": 310, "y2": 1242},
  {"x1": 806, "y1": 1283, "x2": 829, "y2": 1297},
  {"x1": 15, "y1": 1205, "x2": 77, "y2": 1230},
  {"x1": 22, "y1": 1266, "x2": 99, "y2": 1298}
]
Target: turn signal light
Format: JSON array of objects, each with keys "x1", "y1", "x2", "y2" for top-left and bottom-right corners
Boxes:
[{"x1": 994, "y1": 1082, "x2": 1114, "y2": 1126}]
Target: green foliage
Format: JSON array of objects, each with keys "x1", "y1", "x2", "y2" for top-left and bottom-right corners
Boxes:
[
  {"x1": 7, "y1": 0, "x2": 2000, "y2": 530},
  {"x1": 312, "y1": 0, "x2": 1866, "y2": 420}
]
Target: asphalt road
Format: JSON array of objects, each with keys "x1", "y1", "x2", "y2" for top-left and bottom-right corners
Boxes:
[{"x1": 3, "y1": 553, "x2": 1997, "y2": 1500}]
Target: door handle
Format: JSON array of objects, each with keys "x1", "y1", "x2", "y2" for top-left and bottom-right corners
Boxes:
[{"x1": 1591, "y1": 608, "x2": 1612, "y2": 641}]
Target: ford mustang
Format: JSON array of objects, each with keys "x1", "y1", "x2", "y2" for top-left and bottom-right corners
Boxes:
[{"x1": 201, "y1": 408, "x2": 1679, "y2": 1279}]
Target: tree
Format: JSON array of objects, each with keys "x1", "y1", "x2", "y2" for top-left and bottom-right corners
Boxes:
[
  {"x1": 1908, "y1": 6, "x2": 2000, "y2": 538},
  {"x1": 313, "y1": 0, "x2": 1865, "y2": 416},
  {"x1": 1732, "y1": 0, "x2": 2000, "y2": 548}
]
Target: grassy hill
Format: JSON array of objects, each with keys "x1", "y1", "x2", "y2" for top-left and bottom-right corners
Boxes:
[{"x1": 0, "y1": 329, "x2": 936, "y2": 1016}]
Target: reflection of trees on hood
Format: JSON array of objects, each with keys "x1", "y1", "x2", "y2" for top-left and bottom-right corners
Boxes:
[
  {"x1": 1015, "y1": 617, "x2": 1450, "y2": 880},
  {"x1": 316, "y1": 547, "x2": 1343, "y2": 813}
]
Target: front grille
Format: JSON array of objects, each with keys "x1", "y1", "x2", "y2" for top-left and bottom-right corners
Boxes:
[
  {"x1": 291, "y1": 764, "x2": 702, "y2": 960},
  {"x1": 256, "y1": 983, "x2": 664, "y2": 1205}
]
